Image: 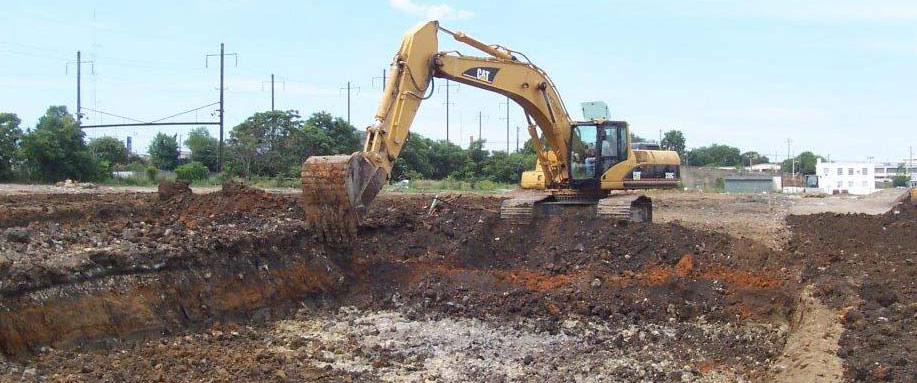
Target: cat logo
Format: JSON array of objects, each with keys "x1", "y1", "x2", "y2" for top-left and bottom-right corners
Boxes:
[{"x1": 462, "y1": 67, "x2": 499, "y2": 83}]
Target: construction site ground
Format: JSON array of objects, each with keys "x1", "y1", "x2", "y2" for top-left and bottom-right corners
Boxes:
[{"x1": 0, "y1": 184, "x2": 912, "y2": 383}]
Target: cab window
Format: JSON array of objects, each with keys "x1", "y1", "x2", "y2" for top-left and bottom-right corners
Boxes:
[{"x1": 570, "y1": 125, "x2": 598, "y2": 180}]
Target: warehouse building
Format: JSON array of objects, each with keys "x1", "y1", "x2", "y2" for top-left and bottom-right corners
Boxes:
[{"x1": 724, "y1": 175, "x2": 781, "y2": 193}]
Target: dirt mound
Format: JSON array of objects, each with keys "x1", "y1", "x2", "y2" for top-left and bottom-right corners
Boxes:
[{"x1": 787, "y1": 202, "x2": 916, "y2": 382}]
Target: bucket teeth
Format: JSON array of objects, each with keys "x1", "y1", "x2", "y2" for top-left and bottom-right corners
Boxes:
[
  {"x1": 301, "y1": 153, "x2": 388, "y2": 242},
  {"x1": 301, "y1": 155, "x2": 360, "y2": 241}
]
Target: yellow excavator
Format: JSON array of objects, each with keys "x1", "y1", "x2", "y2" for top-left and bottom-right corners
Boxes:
[{"x1": 302, "y1": 21, "x2": 681, "y2": 239}]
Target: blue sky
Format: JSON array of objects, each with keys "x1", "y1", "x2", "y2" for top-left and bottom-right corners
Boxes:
[{"x1": 2, "y1": 0, "x2": 916, "y2": 163}]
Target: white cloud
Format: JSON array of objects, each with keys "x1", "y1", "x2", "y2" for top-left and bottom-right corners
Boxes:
[{"x1": 389, "y1": 0, "x2": 474, "y2": 20}]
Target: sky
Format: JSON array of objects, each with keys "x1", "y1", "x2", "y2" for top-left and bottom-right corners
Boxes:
[{"x1": 2, "y1": 0, "x2": 916, "y2": 164}]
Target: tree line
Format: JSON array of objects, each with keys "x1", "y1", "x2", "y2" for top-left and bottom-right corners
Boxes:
[
  {"x1": 0, "y1": 106, "x2": 537, "y2": 184},
  {"x1": 0, "y1": 106, "x2": 830, "y2": 183}
]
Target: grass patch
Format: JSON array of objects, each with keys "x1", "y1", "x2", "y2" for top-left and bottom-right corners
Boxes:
[{"x1": 384, "y1": 178, "x2": 515, "y2": 193}]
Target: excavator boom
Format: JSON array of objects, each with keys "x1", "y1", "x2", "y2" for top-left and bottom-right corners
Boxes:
[
  {"x1": 302, "y1": 21, "x2": 679, "y2": 239},
  {"x1": 302, "y1": 21, "x2": 574, "y2": 240}
]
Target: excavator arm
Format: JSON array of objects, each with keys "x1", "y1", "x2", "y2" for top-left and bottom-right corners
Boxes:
[{"x1": 302, "y1": 21, "x2": 575, "y2": 239}]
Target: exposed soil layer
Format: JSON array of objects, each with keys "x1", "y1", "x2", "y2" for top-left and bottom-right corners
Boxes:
[
  {"x1": 787, "y1": 202, "x2": 917, "y2": 383},
  {"x1": 4, "y1": 184, "x2": 907, "y2": 382}
]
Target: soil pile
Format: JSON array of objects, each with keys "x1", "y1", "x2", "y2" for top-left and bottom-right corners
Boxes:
[{"x1": 787, "y1": 202, "x2": 916, "y2": 382}]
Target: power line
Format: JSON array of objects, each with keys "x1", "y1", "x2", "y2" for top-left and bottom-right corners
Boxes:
[
  {"x1": 79, "y1": 107, "x2": 147, "y2": 124},
  {"x1": 150, "y1": 102, "x2": 221, "y2": 123}
]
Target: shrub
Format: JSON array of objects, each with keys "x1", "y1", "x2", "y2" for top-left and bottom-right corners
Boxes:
[
  {"x1": 146, "y1": 166, "x2": 159, "y2": 182},
  {"x1": 175, "y1": 161, "x2": 209, "y2": 181}
]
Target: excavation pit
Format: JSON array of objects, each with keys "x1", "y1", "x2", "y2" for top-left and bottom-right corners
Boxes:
[{"x1": 0, "y1": 184, "x2": 912, "y2": 382}]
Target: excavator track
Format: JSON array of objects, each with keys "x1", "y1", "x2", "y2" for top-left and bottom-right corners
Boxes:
[
  {"x1": 499, "y1": 191, "x2": 552, "y2": 222},
  {"x1": 500, "y1": 191, "x2": 652, "y2": 223},
  {"x1": 597, "y1": 194, "x2": 652, "y2": 223}
]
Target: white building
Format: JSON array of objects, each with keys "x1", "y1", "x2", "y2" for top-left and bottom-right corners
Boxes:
[
  {"x1": 874, "y1": 161, "x2": 917, "y2": 183},
  {"x1": 748, "y1": 163, "x2": 781, "y2": 172},
  {"x1": 816, "y1": 159, "x2": 876, "y2": 195}
]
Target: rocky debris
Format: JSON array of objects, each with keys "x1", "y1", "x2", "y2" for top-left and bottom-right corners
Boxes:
[
  {"x1": 2, "y1": 228, "x2": 30, "y2": 243},
  {"x1": 0, "y1": 307, "x2": 784, "y2": 383}
]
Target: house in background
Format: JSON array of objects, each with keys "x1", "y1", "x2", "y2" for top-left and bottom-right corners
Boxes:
[{"x1": 816, "y1": 159, "x2": 875, "y2": 195}]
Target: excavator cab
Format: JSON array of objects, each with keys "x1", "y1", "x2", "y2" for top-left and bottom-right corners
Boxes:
[{"x1": 569, "y1": 120, "x2": 629, "y2": 190}]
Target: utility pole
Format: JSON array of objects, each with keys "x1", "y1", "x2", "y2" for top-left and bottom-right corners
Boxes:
[
  {"x1": 786, "y1": 139, "x2": 794, "y2": 177},
  {"x1": 372, "y1": 69, "x2": 387, "y2": 92},
  {"x1": 499, "y1": 97, "x2": 511, "y2": 152},
  {"x1": 478, "y1": 111, "x2": 483, "y2": 144},
  {"x1": 206, "y1": 43, "x2": 238, "y2": 172},
  {"x1": 339, "y1": 82, "x2": 360, "y2": 125},
  {"x1": 262, "y1": 74, "x2": 285, "y2": 111},
  {"x1": 476, "y1": 112, "x2": 488, "y2": 145},
  {"x1": 77, "y1": 51, "x2": 82, "y2": 126},
  {"x1": 516, "y1": 126, "x2": 520, "y2": 153},
  {"x1": 67, "y1": 51, "x2": 93, "y2": 126},
  {"x1": 439, "y1": 80, "x2": 459, "y2": 143}
]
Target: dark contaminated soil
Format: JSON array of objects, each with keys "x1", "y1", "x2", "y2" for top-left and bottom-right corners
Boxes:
[
  {"x1": 787, "y1": 202, "x2": 917, "y2": 383},
  {"x1": 0, "y1": 183, "x2": 911, "y2": 382}
]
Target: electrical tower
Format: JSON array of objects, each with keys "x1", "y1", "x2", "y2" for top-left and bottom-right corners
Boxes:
[
  {"x1": 66, "y1": 51, "x2": 94, "y2": 126},
  {"x1": 206, "y1": 43, "x2": 238, "y2": 172}
]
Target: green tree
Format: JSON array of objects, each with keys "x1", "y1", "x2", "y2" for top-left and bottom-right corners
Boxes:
[
  {"x1": 175, "y1": 161, "x2": 209, "y2": 181},
  {"x1": 0, "y1": 113, "x2": 22, "y2": 180},
  {"x1": 630, "y1": 132, "x2": 648, "y2": 143},
  {"x1": 428, "y1": 139, "x2": 467, "y2": 179},
  {"x1": 661, "y1": 130, "x2": 686, "y2": 158},
  {"x1": 148, "y1": 133, "x2": 180, "y2": 170},
  {"x1": 685, "y1": 144, "x2": 742, "y2": 167},
  {"x1": 481, "y1": 151, "x2": 536, "y2": 183},
  {"x1": 392, "y1": 132, "x2": 434, "y2": 180},
  {"x1": 88, "y1": 136, "x2": 128, "y2": 166},
  {"x1": 457, "y1": 139, "x2": 488, "y2": 180},
  {"x1": 781, "y1": 151, "x2": 822, "y2": 174},
  {"x1": 740, "y1": 151, "x2": 769, "y2": 166},
  {"x1": 184, "y1": 127, "x2": 219, "y2": 171},
  {"x1": 306, "y1": 112, "x2": 361, "y2": 154},
  {"x1": 227, "y1": 110, "x2": 334, "y2": 178},
  {"x1": 892, "y1": 174, "x2": 910, "y2": 187},
  {"x1": 19, "y1": 106, "x2": 101, "y2": 181}
]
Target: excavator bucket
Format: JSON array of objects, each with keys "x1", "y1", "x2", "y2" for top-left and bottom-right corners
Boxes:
[{"x1": 301, "y1": 153, "x2": 387, "y2": 241}]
